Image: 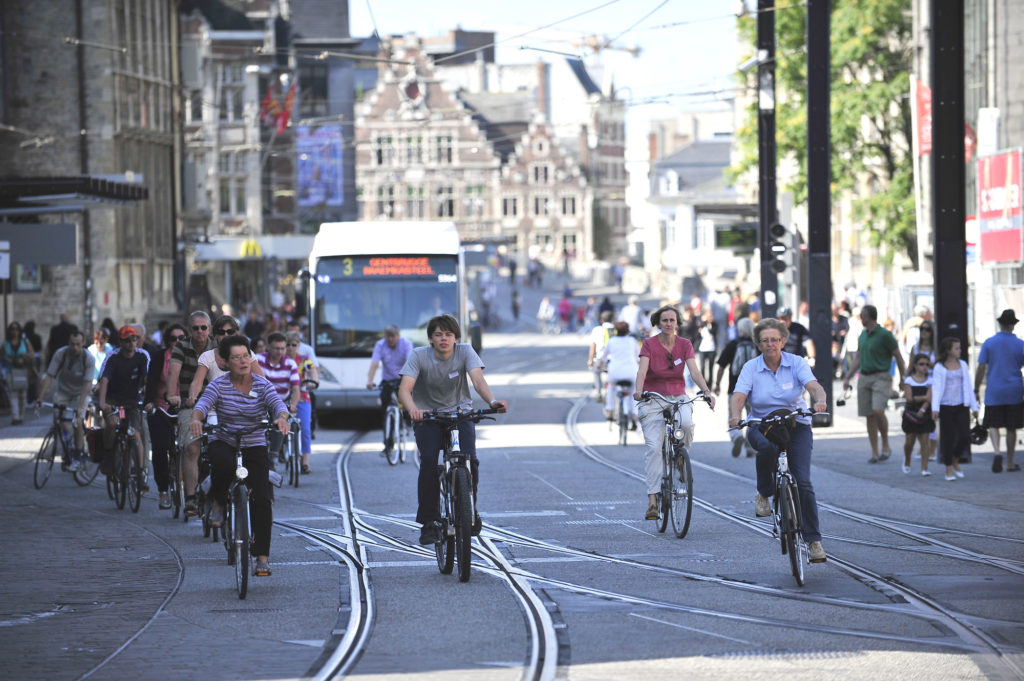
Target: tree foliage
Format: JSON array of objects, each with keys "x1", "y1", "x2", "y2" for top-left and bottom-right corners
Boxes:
[{"x1": 731, "y1": 0, "x2": 916, "y2": 267}]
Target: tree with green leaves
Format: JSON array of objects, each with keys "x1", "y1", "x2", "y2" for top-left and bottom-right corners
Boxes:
[{"x1": 731, "y1": 0, "x2": 916, "y2": 267}]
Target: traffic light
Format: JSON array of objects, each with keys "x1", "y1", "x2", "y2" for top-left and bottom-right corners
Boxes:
[{"x1": 768, "y1": 222, "x2": 789, "y2": 274}]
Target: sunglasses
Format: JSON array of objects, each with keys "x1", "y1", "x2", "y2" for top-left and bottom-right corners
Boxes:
[
  {"x1": 214, "y1": 327, "x2": 237, "y2": 336},
  {"x1": 169, "y1": 334, "x2": 185, "y2": 342},
  {"x1": 286, "y1": 342, "x2": 300, "y2": 347},
  {"x1": 192, "y1": 324, "x2": 209, "y2": 331}
]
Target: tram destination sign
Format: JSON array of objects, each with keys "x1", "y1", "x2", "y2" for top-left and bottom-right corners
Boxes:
[{"x1": 317, "y1": 255, "x2": 457, "y2": 281}]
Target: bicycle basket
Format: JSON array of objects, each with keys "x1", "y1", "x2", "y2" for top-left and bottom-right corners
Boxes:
[
  {"x1": 85, "y1": 426, "x2": 106, "y2": 463},
  {"x1": 759, "y1": 409, "x2": 795, "y2": 449}
]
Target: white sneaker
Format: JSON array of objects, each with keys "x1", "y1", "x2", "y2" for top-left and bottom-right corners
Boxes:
[
  {"x1": 921, "y1": 470, "x2": 932, "y2": 476},
  {"x1": 901, "y1": 464, "x2": 911, "y2": 474},
  {"x1": 954, "y1": 470, "x2": 965, "y2": 479},
  {"x1": 754, "y1": 493, "x2": 772, "y2": 517},
  {"x1": 945, "y1": 474, "x2": 957, "y2": 481},
  {"x1": 808, "y1": 541, "x2": 827, "y2": 563}
]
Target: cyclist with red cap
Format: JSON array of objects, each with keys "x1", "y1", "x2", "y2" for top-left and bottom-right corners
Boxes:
[{"x1": 97, "y1": 325, "x2": 151, "y2": 489}]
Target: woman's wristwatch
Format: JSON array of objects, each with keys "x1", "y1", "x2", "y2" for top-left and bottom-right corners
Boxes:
[{"x1": 489, "y1": 399, "x2": 500, "y2": 407}]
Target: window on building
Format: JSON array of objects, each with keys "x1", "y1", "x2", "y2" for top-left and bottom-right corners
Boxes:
[
  {"x1": 406, "y1": 186, "x2": 425, "y2": 218},
  {"x1": 376, "y1": 184, "x2": 396, "y2": 217},
  {"x1": 435, "y1": 135, "x2": 453, "y2": 164},
  {"x1": 533, "y1": 195, "x2": 551, "y2": 216},
  {"x1": 374, "y1": 136, "x2": 395, "y2": 166},
  {"x1": 465, "y1": 185, "x2": 485, "y2": 217},
  {"x1": 188, "y1": 90, "x2": 203, "y2": 124},
  {"x1": 561, "y1": 196, "x2": 576, "y2": 216},
  {"x1": 436, "y1": 186, "x2": 454, "y2": 217},
  {"x1": 532, "y1": 164, "x2": 550, "y2": 184},
  {"x1": 218, "y1": 151, "x2": 247, "y2": 216},
  {"x1": 298, "y1": 63, "x2": 328, "y2": 117},
  {"x1": 502, "y1": 197, "x2": 518, "y2": 217},
  {"x1": 405, "y1": 136, "x2": 424, "y2": 164},
  {"x1": 218, "y1": 63, "x2": 244, "y2": 123}
]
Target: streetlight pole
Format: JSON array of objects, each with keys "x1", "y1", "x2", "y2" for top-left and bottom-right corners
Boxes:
[{"x1": 757, "y1": 0, "x2": 779, "y2": 319}]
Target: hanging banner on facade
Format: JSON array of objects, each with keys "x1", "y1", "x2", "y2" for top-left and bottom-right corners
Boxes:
[
  {"x1": 976, "y1": 148, "x2": 1023, "y2": 264},
  {"x1": 297, "y1": 124, "x2": 344, "y2": 207}
]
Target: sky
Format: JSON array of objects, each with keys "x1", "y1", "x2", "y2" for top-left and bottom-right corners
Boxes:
[{"x1": 348, "y1": 0, "x2": 745, "y2": 203}]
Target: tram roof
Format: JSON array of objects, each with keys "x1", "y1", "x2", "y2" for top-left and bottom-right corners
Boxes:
[{"x1": 311, "y1": 221, "x2": 460, "y2": 259}]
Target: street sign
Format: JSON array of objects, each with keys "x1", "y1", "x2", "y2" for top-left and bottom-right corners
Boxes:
[{"x1": 977, "y1": 148, "x2": 1023, "y2": 264}]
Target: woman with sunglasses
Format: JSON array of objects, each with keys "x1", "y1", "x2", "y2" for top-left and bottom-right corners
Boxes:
[
  {"x1": 910, "y1": 321, "x2": 936, "y2": 369},
  {"x1": 147, "y1": 323, "x2": 187, "y2": 509},
  {"x1": 633, "y1": 304, "x2": 716, "y2": 521},
  {"x1": 2, "y1": 321, "x2": 36, "y2": 425}
]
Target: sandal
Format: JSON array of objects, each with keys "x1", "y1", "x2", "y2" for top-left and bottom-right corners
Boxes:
[
  {"x1": 301, "y1": 464, "x2": 312, "y2": 474},
  {"x1": 254, "y1": 560, "x2": 271, "y2": 577},
  {"x1": 644, "y1": 504, "x2": 659, "y2": 520}
]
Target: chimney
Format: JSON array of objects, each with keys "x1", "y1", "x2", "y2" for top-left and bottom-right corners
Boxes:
[{"x1": 536, "y1": 60, "x2": 549, "y2": 120}]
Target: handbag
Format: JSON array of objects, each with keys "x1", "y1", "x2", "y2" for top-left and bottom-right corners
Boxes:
[
  {"x1": 7, "y1": 365, "x2": 29, "y2": 391},
  {"x1": 903, "y1": 408, "x2": 926, "y2": 425}
]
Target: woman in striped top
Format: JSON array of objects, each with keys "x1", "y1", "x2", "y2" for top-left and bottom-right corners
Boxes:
[{"x1": 191, "y1": 334, "x2": 290, "y2": 577}]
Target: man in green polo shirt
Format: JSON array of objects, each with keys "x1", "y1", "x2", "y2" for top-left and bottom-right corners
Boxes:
[{"x1": 843, "y1": 304, "x2": 906, "y2": 463}]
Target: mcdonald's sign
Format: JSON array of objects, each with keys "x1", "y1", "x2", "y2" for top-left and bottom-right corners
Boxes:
[{"x1": 241, "y1": 238, "x2": 263, "y2": 258}]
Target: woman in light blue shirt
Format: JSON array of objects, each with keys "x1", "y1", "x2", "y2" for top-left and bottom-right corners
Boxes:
[{"x1": 729, "y1": 318, "x2": 829, "y2": 564}]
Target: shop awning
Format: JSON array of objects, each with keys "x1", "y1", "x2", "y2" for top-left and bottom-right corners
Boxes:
[{"x1": 191, "y1": 235, "x2": 315, "y2": 261}]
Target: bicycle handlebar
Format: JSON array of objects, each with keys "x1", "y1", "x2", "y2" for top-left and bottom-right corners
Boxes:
[
  {"x1": 418, "y1": 407, "x2": 504, "y2": 425},
  {"x1": 155, "y1": 405, "x2": 180, "y2": 418},
  {"x1": 640, "y1": 390, "x2": 712, "y2": 407},
  {"x1": 733, "y1": 408, "x2": 826, "y2": 430}
]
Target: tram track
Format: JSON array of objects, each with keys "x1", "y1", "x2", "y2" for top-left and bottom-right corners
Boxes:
[{"x1": 564, "y1": 394, "x2": 1024, "y2": 677}]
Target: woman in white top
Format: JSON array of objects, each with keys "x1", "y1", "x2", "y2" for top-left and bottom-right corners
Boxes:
[
  {"x1": 600, "y1": 321, "x2": 639, "y2": 428},
  {"x1": 930, "y1": 336, "x2": 979, "y2": 481}
]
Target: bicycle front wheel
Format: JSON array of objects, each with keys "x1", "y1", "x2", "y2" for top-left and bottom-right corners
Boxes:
[
  {"x1": 670, "y1": 448, "x2": 694, "y2": 539},
  {"x1": 453, "y1": 466, "x2": 474, "y2": 582},
  {"x1": 657, "y1": 441, "x2": 671, "y2": 533},
  {"x1": 233, "y1": 488, "x2": 250, "y2": 599},
  {"x1": 779, "y1": 483, "x2": 805, "y2": 586},
  {"x1": 114, "y1": 443, "x2": 128, "y2": 509},
  {"x1": 127, "y1": 441, "x2": 142, "y2": 513},
  {"x1": 33, "y1": 430, "x2": 57, "y2": 489},
  {"x1": 384, "y1": 407, "x2": 401, "y2": 465},
  {"x1": 168, "y1": 447, "x2": 183, "y2": 518},
  {"x1": 435, "y1": 477, "x2": 454, "y2": 574},
  {"x1": 289, "y1": 430, "x2": 301, "y2": 487}
]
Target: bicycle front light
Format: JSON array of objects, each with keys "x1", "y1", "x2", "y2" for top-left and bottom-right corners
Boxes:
[
  {"x1": 236, "y1": 466, "x2": 249, "y2": 480},
  {"x1": 674, "y1": 429, "x2": 684, "y2": 440}
]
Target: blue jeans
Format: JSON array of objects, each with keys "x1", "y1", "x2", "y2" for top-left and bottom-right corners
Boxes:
[
  {"x1": 746, "y1": 422, "x2": 822, "y2": 542},
  {"x1": 296, "y1": 401, "x2": 312, "y2": 455},
  {"x1": 414, "y1": 420, "x2": 479, "y2": 525}
]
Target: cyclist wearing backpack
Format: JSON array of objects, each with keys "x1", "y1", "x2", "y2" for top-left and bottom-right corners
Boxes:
[
  {"x1": 587, "y1": 310, "x2": 615, "y2": 402},
  {"x1": 714, "y1": 317, "x2": 759, "y2": 457},
  {"x1": 35, "y1": 330, "x2": 92, "y2": 470}
]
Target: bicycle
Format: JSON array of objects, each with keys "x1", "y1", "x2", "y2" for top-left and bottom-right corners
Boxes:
[
  {"x1": 610, "y1": 380, "x2": 634, "y2": 446},
  {"x1": 155, "y1": 406, "x2": 184, "y2": 518},
  {"x1": 639, "y1": 391, "x2": 711, "y2": 538},
  {"x1": 419, "y1": 407, "x2": 501, "y2": 583},
  {"x1": 33, "y1": 403, "x2": 98, "y2": 489},
  {"x1": 106, "y1": 402, "x2": 145, "y2": 513},
  {"x1": 735, "y1": 408, "x2": 823, "y2": 587},
  {"x1": 213, "y1": 423, "x2": 275, "y2": 600},
  {"x1": 380, "y1": 379, "x2": 410, "y2": 465}
]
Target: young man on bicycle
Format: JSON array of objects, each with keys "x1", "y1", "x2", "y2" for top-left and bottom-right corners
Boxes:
[
  {"x1": 98, "y1": 326, "x2": 151, "y2": 488},
  {"x1": 397, "y1": 314, "x2": 508, "y2": 545},
  {"x1": 35, "y1": 329, "x2": 92, "y2": 470},
  {"x1": 366, "y1": 324, "x2": 413, "y2": 455},
  {"x1": 257, "y1": 332, "x2": 300, "y2": 463}
]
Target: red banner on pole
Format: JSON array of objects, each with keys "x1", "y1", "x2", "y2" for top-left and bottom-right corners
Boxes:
[
  {"x1": 977, "y1": 149, "x2": 1023, "y2": 264},
  {"x1": 916, "y1": 79, "x2": 932, "y2": 156}
]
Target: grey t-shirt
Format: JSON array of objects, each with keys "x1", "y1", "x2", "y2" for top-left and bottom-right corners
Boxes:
[
  {"x1": 46, "y1": 346, "x2": 90, "y2": 404},
  {"x1": 400, "y1": 343, "x2": 485, "y2": 412}
]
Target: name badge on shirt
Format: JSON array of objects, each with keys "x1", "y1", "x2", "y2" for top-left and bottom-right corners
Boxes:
[
  {"x1": 673, "y1": 358, "x2": 682, "y2": 367},
  {"x1": 248, "y1": 390, "x2": 258, "y2": 398},
  {"x1": 448, "y1": 371, "x2": 460, "y2": 379},
  {"x1": 782, "y1": 382, "x2": 793, "y2": 390}
]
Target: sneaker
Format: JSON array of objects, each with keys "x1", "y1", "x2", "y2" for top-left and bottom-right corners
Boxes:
[
  {"x1": 901, "y1": 464, "x2": 911, "y2": 474},
  {"x1": 184, "y1": 495, "x2": 199, "y2": 517},
  {"x1": 418, "y1": 523, "x2": 441, "y2": 545},
  {"x1": 808, "y1": 541, "x2": 827, "y2": 563},
  {"x1": 992, "y1": 455, "x2": 1003, "y2": 473},
  {"x1": 471, "y1": 513, "x2": 482, "y2": 536},
  {"x1": 921, "y1": 470, "x2": 932, "y2": 476},
  {"x1": 731, "y1": 435, "x2": 744, "y2": 458},
  {"x1": 945, "y1": 474, "x2": 957, "y2": 481},
  {"x1": 67, "y1": 459, "x2": 81, "y2": 472},
  {"x1": 158, "y1": 493, "x2": 171, "y2": 510},
  {"x1": 754, "y1": 493, "x2": 772, "y2": 517}
]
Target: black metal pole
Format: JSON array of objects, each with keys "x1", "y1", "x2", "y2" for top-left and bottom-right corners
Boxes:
[
  {"x1": 930, "y1": 0, "x2": 968, "y2": 352},
  {"x1": 806, "y1": 0, "x2": 832, "y2": 425},
  {"x1": 757, "y1": 0, "x2": 778, "y2": 320}
]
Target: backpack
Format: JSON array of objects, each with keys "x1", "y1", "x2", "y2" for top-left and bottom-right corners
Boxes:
[
  {"x1": 54, "y1": 346, "x2": 90, "y2": 381},
  {"x1": 731, "y1": 338, "x2": 757, "y2": 377}
]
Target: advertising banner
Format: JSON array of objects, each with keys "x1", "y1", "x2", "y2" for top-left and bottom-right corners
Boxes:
[
  {"x1": 976, "y1": 149, "x2": 1023, "y2": 264},
  {"x1": 297, "y1": 124, "x2": 344, "y2": 207}
]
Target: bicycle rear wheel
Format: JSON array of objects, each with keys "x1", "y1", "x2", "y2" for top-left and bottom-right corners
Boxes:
[
  {"x1": 397, "y1": 413, "x2": 408, "y2": 463},
  {"x1": 779, "y1": 483, "x2": 805, "y2": 586},
  {"x1": 453, "y1": 467, "x2": 474, "y2": 582},
  {"x1": 384, "y1": 407, "x2": 401, "y2": 465},
  {"x1": 289, "y1": 430, "x2": 301, "y2": 487},
  {"x1": 127, "y1": 441, "x2": 142, "y2": 513},
  {"x1": 670, "y1": 448, "x2": 694, "y2": 539},
  {"x1": 74, "y1": 448, "x2": 99, "y2": 486},
  {"x1": 618, "y1": 400, "x2": 628, "y2": 446},
  {"x1": 33, "y1": 430, "x2": 57, "y2": 489},
  {"x1": 233, "y1": 487, "x2": 250, "y2": 599}
]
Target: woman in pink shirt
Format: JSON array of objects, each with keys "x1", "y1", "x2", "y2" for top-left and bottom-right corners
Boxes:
[{"x1": 633, "y1": 304, "x2": 716, "y2": 520}]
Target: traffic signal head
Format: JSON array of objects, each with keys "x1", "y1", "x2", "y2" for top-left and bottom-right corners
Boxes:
[{"x1": 768, "y1": 223, "x2": 788, "y2": 274}]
